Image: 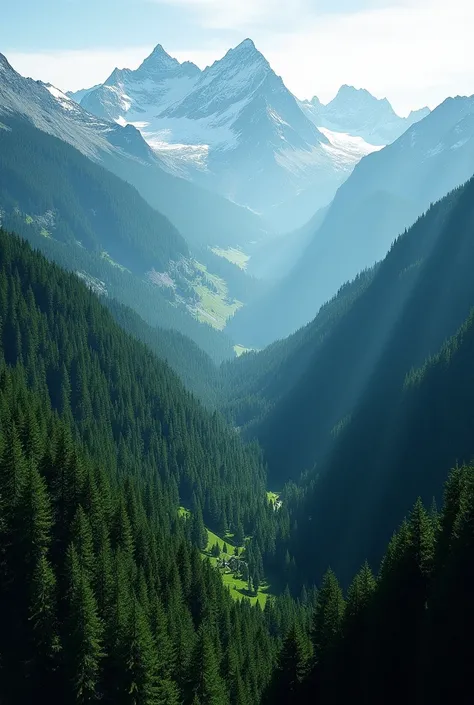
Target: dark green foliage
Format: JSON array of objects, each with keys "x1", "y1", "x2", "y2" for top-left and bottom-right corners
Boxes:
[
  {"x1": 263, "y1": 626, "x2": 308, "y2": 705},
  {"x1": 104, "y1": 298, "x2": 219, "y2": 406},
  {"x1": 226, "y1": 176, "x2": 474, "y2": 590},
  {"x1": 0, "y1": 228, "x2": 299, "y2": 705},
  {"x1": 269, "y1": 470, "x2": 474, "y2": 705},
  {"x1": 220, "y1": 269, "x2": 374, "y2": 430}
]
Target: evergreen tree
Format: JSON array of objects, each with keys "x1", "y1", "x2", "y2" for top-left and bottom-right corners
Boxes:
[
  {"x1": 64, "y1": 544, "x2": 104, "y2": 703},
  {"x1": 188, "y1": 623, "x2": 228, "y2": 705}
]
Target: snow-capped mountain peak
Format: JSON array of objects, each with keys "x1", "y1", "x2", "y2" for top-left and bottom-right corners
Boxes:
[
  {"x1": 330, "y1": 84, "x2": 396, "y2": 116},
  {"x1": 136, "y1": 44, "x2": 200, "y2": 79},
  {"x1": 104, "y1": 67, "x2": 132, "y2": 86},
  {"x1": 301, "y1": 85, "x2": 431, "y2": 146},
  {"x1": 74, "y1": 41, "x2": 388, "y2": 226},
  {"x1": 161, "y1": 38, "x2": 271, "y2": 121}
]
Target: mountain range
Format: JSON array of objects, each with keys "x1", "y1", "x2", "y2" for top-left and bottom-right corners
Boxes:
[
  {"x1": 74, "y1": 40, "x2": 403, "y2": 229},
  {"x1": 229, "y1": 92, "x2": 474, "y2": 346},
  {"x1": 300, "y1": 85, "x2": 430, "y2": 145},
  {"x1": 0, "y1": 51, "x2": 266, "y2": 250}
]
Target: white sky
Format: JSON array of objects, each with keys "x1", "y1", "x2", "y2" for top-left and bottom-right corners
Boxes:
[{"x1": 5, "y1": 0, "x2": 473, "y2": 116}]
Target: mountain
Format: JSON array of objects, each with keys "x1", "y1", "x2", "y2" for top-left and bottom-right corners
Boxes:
[
  {"x1": 300, "y1": 85, "x2": 430, "y2": 145},
  {"x1": 229, "y1": 94, "x2": 474, "y2": 347},
  {"x1": 229, "y1": 174, "x2": 474, "y2": 589},
  {"x1": 0, "y1": 111, "x2": 236, "y2": 363},
  {"x1": 0, "y1": 51, "x2": 267, "y2": 249},
  {"x1": 80, "y1": 40, "x2": 381, "y2": 230},
  {"x1": 66, "y1": 83, "x2": 101, "y2": 102}
]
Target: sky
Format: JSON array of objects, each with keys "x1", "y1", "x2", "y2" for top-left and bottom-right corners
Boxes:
[{"x1": 1, "y1": 0, "x2": 472, "y2": 116}]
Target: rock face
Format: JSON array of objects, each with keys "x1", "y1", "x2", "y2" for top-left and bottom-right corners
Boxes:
[{"x1": 78, "y1": 40, "x2": 381, "y2": 229}]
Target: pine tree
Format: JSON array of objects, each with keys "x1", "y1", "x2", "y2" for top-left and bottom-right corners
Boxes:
[
  {"x1": 28, "y1": 554, "x2": 61, "y2": 693},
  {"x1": 191, "y1": 505, "x2": 208, "y2": 552},
  {"x1": 310, "y1": 569, "x2": 345, "y2": 660},
  {"x1": 15, "y1": 460, "x2": 53, "y2": 572},
  {"x1": 120, "y1": 597, "x2": 159, "y2": 705},
  {"x1": 345, "y1": 562, "x2": 376, "y2": 622},
  {"x1": 188, "y1": 622, "x2": 228, "y2": 705},
  {"x1": 264, "y1": 626, "x2": 308, "y2": 705},
  {"x1": 70, "y1": 505, "x2": 96, "y2": 580},
  {"x1": 64, "y1": 543, "x2": 104, "y2": 703}
]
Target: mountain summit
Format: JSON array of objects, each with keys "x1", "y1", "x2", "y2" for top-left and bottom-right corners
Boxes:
[
  {"x1": 301, "y1": 85, "x2": 430, "y2": 145},
  {"x1": 136, "y1": 43, "x2": 200, "y2": 79},
  {"x1": 78, "y1": 40, "x2": 379, "y2": 228}
]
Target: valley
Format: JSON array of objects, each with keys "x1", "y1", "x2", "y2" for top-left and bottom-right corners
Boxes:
[{"x1": 1, "y1": 15, "x2": 473, "y2": 705}]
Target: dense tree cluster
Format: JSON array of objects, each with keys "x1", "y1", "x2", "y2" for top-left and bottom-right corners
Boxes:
[
  {"x1": 266, "y1": 467, "x2": 474, "y2": 705},
  {"x1": 0, "y1": 228, "x2": 310, "y2": 704}
]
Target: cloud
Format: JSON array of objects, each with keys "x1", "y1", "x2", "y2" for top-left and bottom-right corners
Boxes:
[
  {"x1": 265, "y1": 0, "x2": 473, "y2": 113},
  {"x1": 146, "y1": 0, "x2": 308, "y2": 31}
]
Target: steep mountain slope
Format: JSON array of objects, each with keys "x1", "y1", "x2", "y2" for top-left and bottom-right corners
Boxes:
[
  {"x1": 245, "y1": 175, "x2": 474, "y2": 586},
  {"x1": 230, "y1": 94, "x2": 474, "y2": 347},
  {"x1": 80, "y1": 41, "x2": 380, "y2": 229},
  {"x1": 0, "y1": 227, "x2": 286, "y2": 704},
  {"x1": 104, "y1": 298, "x2": 220, "y2": 406},
  {"x1": 0, "y1": 113, "x2": 235, "y2": 363},
  {"x1": 220, "y1": 270, "x2": 374, "y2": 427},
  {"x1": 301, "y1": 85, "x2": 430, "y2": 145},
  {"x1": 0, "y1": 51, "x2": 266, "y2": 249},
  {"x1": 4, "y1": 227, "x2": 474, "y2": 705}
]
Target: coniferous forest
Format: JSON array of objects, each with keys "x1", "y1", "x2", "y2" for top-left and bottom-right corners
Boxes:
[{"x1": 1, "y1": 212, "x2": 474, "y2": 703}]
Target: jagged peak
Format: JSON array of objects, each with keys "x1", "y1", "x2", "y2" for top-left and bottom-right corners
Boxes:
[
  {"x1": 0, "y1": 53, "x2": 14, "y2": 72},
  {"x1": 226, "y1": 37, "x2": 267, "y2": 64},
  {"x1": 328, "y1": 84, "x2": 397, "y2": 115},
  {"x1": 310, "y1": 95, "x2": 323, "y2": 108},
  {"x1": 335, "y1": 84, "x2": 383, "y2": 101},
  {"x1": 408, "y1": 106, "x2": 431, "y2": 118},
  {"x1": 105, "y1": 67, "x2": 132, "y2": 86},
  {"x1": 236, "y1": 38, "x2": 257, "y2": 51},
  {"x1": 138, "y1": 43, "x2": 180, "y2": 72}
]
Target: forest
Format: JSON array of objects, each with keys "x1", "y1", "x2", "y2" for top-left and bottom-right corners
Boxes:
[{"x1": 0, "y1": 226, "x2": 473, "y2": 703}]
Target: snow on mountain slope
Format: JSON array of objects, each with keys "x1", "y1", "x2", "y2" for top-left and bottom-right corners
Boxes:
[
  {"x1": 67, "y1": 84, "x2": 101, "y2": 103},
  {"x1": 300, "y1": 85, "x2": 430, "y2": 146},
  {"x1": 229, "y1": 94, "x2": 474, "y2": 347},
  {"x1": 0, "y1": 51, "x2": 268, "y2": 250},
  {"x1": 318, "y1": 127, "x2": 383, "y2": 168},
  {"x1": 80, "y1": 40, "x2": 379, "y2": 224}
]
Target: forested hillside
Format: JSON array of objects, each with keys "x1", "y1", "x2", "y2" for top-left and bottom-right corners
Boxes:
[
  {"x1": 0, "y1": 115, "x2": 187, "y2": 272},
  {"x1": 1, "y1": 227, "x2": 474, "y2": 704},
  {"x1": 0, "y1": 228, "x2": 299, "y2": 704},
  {"x1": 0, "y1": 115, "x2": 235, "y2": 363},
  {"x1": 265, "y1": 466, "x2": 474, "y2": 705},
  {"x1": 220, "y1": 270, "x2": 375, "y2": 428},
  {"x1": 104, "y1": 298, "x2": 220, "y2": 407},
  {"x1": 225, "y1": 176, "x2": 474, "y2": 588}
]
